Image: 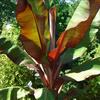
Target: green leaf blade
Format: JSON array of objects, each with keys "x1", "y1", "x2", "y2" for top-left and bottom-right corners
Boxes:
[{"x1": 65, "y1": 57, "x2": 100, "y2": 81}]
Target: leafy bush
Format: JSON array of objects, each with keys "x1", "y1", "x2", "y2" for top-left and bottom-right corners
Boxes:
[{"x1": 0, "y1": 54, "x2": 37, "y2": 88}]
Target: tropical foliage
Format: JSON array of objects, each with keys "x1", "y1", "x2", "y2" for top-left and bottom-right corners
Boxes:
[{"x1": 0, "y1": 0, "x2": 100, "y2": 99}]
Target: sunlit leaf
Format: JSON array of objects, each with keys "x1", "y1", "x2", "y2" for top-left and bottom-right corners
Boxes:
[
  {"x1": 48, "y1": 0, "x2": 100, "y2": 60},
  {"x1": 65, "y1": 57, "x2": 100, "y2": 81},
  {"x1": 0, "y1": 87, "x2": 30, "y2": 100},
  {"x1": 59, "y1": 9, "x2": 100, "y2": 65},
  {"x1": 34, "y1": 88, "x2": 55, "y2": 100},
  {"x1": 16, "y1": 0, "x2": 50, "y2": 62}
]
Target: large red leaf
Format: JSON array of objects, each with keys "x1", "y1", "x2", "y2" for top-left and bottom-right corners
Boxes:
[
  {"x1": 48, "y1": 0, "x2": 100, "y2": 61},
  {"x1": 16, "y1": 0, "x2": 49, "y2": 62}
]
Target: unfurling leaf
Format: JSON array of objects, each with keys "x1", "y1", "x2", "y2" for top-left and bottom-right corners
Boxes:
[
  {"x1": 48, "y1": 0, "x2": 100, "y2": 61},
  {"x1": 49, "y1": 7, "x2": 56, "y2": 50},
  {"x1": 16, "y1": 0, "x2": 50, "y2": 62}
]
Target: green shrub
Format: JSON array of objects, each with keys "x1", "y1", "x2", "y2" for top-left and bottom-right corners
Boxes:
[{"x1": 0, "y1": 54, "x2": 37, "y2": 88}]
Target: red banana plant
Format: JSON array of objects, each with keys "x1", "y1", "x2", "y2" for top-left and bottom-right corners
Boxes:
[
  {"x1": 15, "y1": 0, "x2": 100, "y2": 94},
  {"x1": 0, "y1": 0, "x2": 100, "y2": 99}
]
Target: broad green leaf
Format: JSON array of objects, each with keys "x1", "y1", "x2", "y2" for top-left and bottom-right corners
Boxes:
[
  {"x1": 16, "y1": 0, "x2": 50, "y2": 62},
  {"x1": 48, "y1": 0, "x2": 100, "y2": 60},
  {"x1": 95, "y1": 45, "x2": 100, "y2": 58},
  {"x1": 0, "y1": 87, "x2": 30, "y2": 100},
  {"x1": 65, "y1": 57, "x2": 100, "y2": 81},
  {"x1": 92, "y1": 9, "x2": 100, "y2": 27},
  {"x1": 0, "y1": 37, "x2": 35, "y2": 67},
  {"x1": 34, "y1": 88, "x2": 55, "y2": 100},
  {"x1": 17, "y1": 87, "x2": 31, "y2": 99},
  {"x1": 59, "y1": 9, "x2": 100, "y2": 65},
  {"x1": 60, "y1": 47, "x2": 87, "y2": 65},
  {"x1": 89, "y1": 9, "x2": 100, "y2": 42}
]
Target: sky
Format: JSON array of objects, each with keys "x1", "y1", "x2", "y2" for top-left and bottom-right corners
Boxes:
[
  {"x1": 65, "y1": 0, "x2": 72, "y2": 3},
  {"x1": 65, "y1": 0, "x2": 78, "y2": 3}
]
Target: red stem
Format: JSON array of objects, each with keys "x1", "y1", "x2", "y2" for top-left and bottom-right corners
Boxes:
[{"x1": 35, "y1": 64, "x2": 49, "y2": 88}]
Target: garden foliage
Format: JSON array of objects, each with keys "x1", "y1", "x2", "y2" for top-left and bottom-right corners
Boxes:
[{"x1": 0, "y1": 0, "x2": 100, "y2": 99}]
